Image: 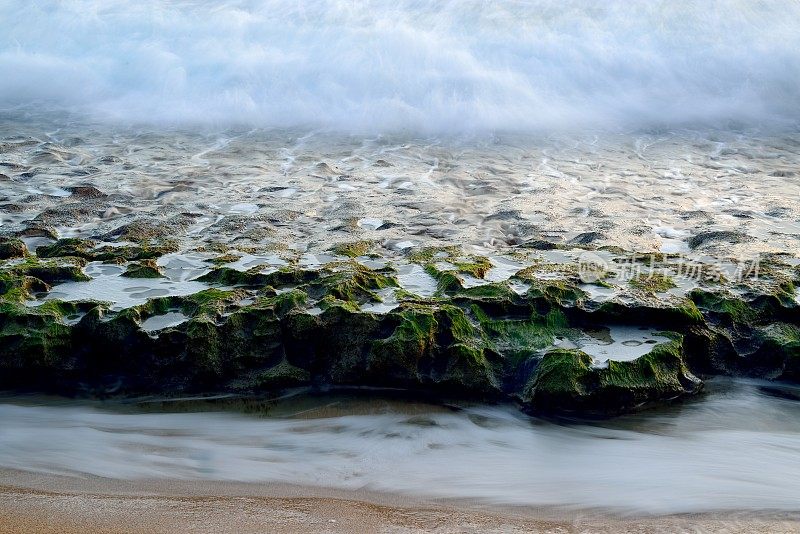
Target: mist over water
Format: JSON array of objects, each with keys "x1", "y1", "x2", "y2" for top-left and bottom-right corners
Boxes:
[{"x1": 2, "y1": 0, "x2": 800, "y2": 133}]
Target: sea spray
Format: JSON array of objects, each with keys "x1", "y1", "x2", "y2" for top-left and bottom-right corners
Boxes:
[{"x1": 1, "y1": 0, "x2": 799, "y2": 132}]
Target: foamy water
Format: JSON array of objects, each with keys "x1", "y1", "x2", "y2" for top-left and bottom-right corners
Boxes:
[
  {"x1": 1, "y1": 379, "x2": 800, "y2": 514},
  {"x1": 2, "y1": 1, "x2": 800, "y2": 132}
]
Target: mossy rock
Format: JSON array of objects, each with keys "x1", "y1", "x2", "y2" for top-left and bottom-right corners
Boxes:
[
  {"x1": 198, "y1": 266, "x2": 318, "y2": 288},
  {"x1": 0, "y1": 237, "x2": 27, "y2": 260},
  {"x1": 37, "y1": 237, "x2": 177, "y2": 263},
  {"x1": 330, "y1": 240, "x2": 374, "y2": 258},
  {"x1": 2, "y1": 255, "x2": 799, "y2": 414},
  {"x1": 0, "y1": 272, "x2": 46, "y2": 302},
  {"x1": 252, "y1": 359, "x2": 311, "y2": 389},
  {"x1": 181, "y1": 288, "x2": 250, "y2": 318},
  {"x1": 690, "y1": 290, "x2": 757, "y2": 323},
  {"x1": 754, "y1": 323, "x2": 800, "y2": 380},
  {"x1": 591, "y1": 299, "x2": 704, "y2": 327},
  {"x1": 523, "y1": 338, "x2": 702, "y2": 415},
  {"x1": 0, "y1": 259, "x2": 89, "y2": 302},
  {"x1": 438, "y1": 343, "x2": 500, "y2": 394},
  {"x1": 36, "y1": 238, "x2": 95, "y2": 260},
  {"x1": 473, "y1": 305, "x2": 568, "y2": 362},
  {"x1": 94, "y1": 242, "x2": 179, "y2": 263},
  {"x1": 524, "y1": 280, "x2": 587, "y2": 306},
  {"x1": 407, "y1": 245, "x2": 461, "y2": 264},
  {"x1": 629, "y1": 272, "x2": 677, "y2": 293},
  {"x1": 426, "y1": 267, "x2": 462, "y2": 295},
  {"x1": 367, "y1": 308, "x2": 438, "y2": 384},
  {"x1": 523, "y1": 349, "x2": 595, "y2": 409},
  {"x1": 122, "y1": 259, "x2": 164, "y2": 279},
  {"x1": 363, "y1": 304, "x2": 499, "y2": 394},
  {"x1": 452, "y1": 256, "x2": 492, "y2": 279},
  {"x1": 25, "y1": 264, "x2": 89, "y2": 285},
  {"x1": 207, "y1": 253, "x2": 241, "y2": 265},
  {"x1": 456, "y1": 282, "x2": 518, "y2": 302},
  {"x1": 262, "y1": 289, "x2": 308, "y2": 316},
  {"x1": 317, "y1": 265, "x2": 397, "y2": 303},
  {"x1": 0, "y1": 300, "x2": 99, "y2": 385},
  {"x1": 184, "y1": 317, "x2": 224, "y2": 380}
]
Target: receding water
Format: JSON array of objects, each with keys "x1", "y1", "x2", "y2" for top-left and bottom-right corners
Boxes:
[{"x1": 1, "y1": 379, "x2": 799, "y2": 514}]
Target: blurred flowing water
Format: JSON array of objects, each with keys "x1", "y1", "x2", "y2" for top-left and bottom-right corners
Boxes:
[{"x1": 1, "y1": 379, "x2": 800, "y2": 514}]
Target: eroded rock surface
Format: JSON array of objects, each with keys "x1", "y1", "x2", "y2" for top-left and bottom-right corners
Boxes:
[
  {"x1": 0, "y1": 239, "x2": 797, "y2": 416},
  {"x1": 2, "y1": 121, "x2": 799, "y2": 415}
]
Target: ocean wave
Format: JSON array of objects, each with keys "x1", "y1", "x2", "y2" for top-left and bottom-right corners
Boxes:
[{"x1": 2, "y1": 0, "x2": 799, "y2": 132}]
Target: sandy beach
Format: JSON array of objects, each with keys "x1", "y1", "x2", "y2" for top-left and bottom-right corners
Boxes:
[{"x1": 1, "y1": 470, "x2": 799, "y2": 534}]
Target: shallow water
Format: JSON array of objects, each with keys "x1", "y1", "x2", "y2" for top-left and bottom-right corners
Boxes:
[
  {"x1": 35, "y1": 262, "x2": 208, "y2": 311},
  {"x1": 1, "y1": 379, "x2": 799, "y2": 514},
  {"x1": 572, "y1": 326, "x2": 670, "y2": 365},
  {"x1": 140, "y1": 311, "x2": 188, "y2": 333}
]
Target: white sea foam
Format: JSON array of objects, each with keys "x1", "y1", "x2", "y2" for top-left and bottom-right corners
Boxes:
[{"x1": 2, "y1": 0, "x2": 799, "y2": 133}]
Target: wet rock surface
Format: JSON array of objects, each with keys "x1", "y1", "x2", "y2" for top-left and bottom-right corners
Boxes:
[
  {"x1": 1, "y1": 117, "x2": 799, "y2": 415},
  {"x1": 0, "y1": 237, "x2": 798, "y2": 416}
]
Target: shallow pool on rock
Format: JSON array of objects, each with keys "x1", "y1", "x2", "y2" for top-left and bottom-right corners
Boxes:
[
  {"x1": 565, "y1": 326, "x2": 672, "y2": 367},
  {"x1": 140, "y1": 311, "x2": 189, "y2": 333},
  {"x1": 33, "y1": 262, "x2": 209, "y2": 311}
]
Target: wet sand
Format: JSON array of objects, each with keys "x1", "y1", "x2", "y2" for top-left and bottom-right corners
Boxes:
[{"x1": 1, "y1": 470, "x2": 798, "y2": 534}]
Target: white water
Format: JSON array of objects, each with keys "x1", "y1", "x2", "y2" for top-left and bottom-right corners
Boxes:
[
  {"x1": 1, "y1": 379, "x2": 800, "y2": 514},
  {"x1": 2, "y1": 1, "x2": 799, "y2": 133}
]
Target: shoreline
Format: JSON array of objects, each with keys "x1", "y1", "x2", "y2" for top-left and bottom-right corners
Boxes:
[{"x1": 1, "y1": 469, "x2": 799, "y2": 533}]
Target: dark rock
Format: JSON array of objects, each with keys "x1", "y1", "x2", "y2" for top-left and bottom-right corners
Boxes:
[
  {"x1": 688, "y1": 230, "x2": 750, "y2": 250},
  {"x1": 0, "y1": 203, "x2": 24, "y2": 213},
  {"x1": 522, "y1": 239, "x2": 559, "y2": 250},
  {"x1": 569, "y1": 232, "x2": 605, "y2": 246},
  {"x1": 66, "y1": 185, "x2": 107, "y2": 199},
  {"x1": 103, "y1": 219, "x2": 181, "y2": 243},
  {"x1": 0, "y1": 237, "x2": 26, "y2": 260},
  {"x1": 1, "y1": 256, "x2": 799, "y2": 417},
  {"x1": 34, "y1": 203, "x2": 102, "y2": 226},
  {"x1": 19, "y1": 225, "x2": 59, "y2": 240}
]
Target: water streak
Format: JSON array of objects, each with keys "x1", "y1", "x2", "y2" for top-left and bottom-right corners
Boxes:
[{"x1": 1, "y1": 379, "x2": 799, "y2": 514}]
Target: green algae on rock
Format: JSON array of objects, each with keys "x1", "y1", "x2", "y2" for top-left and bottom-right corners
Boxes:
[
  {"x1": 523, "y1": 339, "x2": 702, "y2": 415},
  {"x1": 37, "y1": 237, "x2": 179, "y2": 263},
  {"x1": 0, "y1": 237, "x2": 27, "y2": 260},
  {"x1": 0, "y1": 257, "x2": 90, "y2": 303},
  {"x1": 121, "y1": 259, "x2": 164, "y2": 279},
  {"x1": 329, "y1": 240, "x2": 375, "y2": 258},
  {"x1": 2, "y1": 241, "x2": 800, "y2": 416}
]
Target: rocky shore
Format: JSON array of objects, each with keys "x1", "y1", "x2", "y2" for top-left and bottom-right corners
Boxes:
[
  {"x1": 1, "y1": 230, "x2": 797, "y2": 416},
  {"x1": 1, "y1": 124, "x2": 799, "y2": 416}
]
